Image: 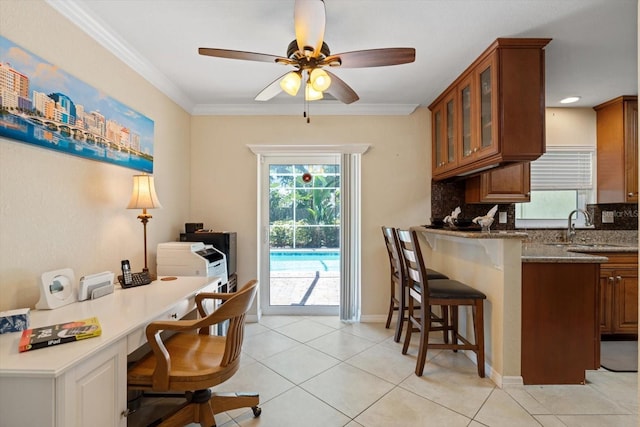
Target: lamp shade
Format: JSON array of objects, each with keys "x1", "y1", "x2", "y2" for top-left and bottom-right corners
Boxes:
[
  {"x1": 305, "y1": 83, "x2": 323, "y2": 101},
  {"x1": 310, "y1": 68, "x2": 331, "y2": 92},
  {"x1": 127, "y1": 174, "x2": 162, "y2": 209},
  {"x1": 280, "y1": 71, "x2": 302, "y2": 96}
]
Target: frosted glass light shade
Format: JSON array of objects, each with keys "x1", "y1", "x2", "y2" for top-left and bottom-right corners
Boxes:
[
  {"x1": 305, "y1": 83, "x2": 323, "y2": 101},
  {"x1": 310, "y1": 68, "x2": 331, "y2": 92},
  {"x1": 127, "y1": 175, "x2": 162, "y2": 209},
  {"x1": 280, "y1": 71, "x2": 302, "y2": 96}
]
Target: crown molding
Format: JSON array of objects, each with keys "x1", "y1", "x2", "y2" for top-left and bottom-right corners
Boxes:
[
  {"x1": 45, "y1": 0, "x2": 195, "y2": 113},
  {"x1": 45, "y1": 0, "x2": 418, "y2": 117}
]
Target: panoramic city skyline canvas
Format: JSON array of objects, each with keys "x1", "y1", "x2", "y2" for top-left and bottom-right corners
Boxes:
[{"x1": 0, "y1": 35, "x2": 154, "y2": 173}]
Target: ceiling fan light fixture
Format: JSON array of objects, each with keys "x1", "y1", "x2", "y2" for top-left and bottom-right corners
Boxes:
[
  {"x1": 280, "y1": 71, "x2": 302, "y2": 96},
  {"x1": 310, "y1": 68, "x2": 331, "y2": 92},
  {"x1": 305, "y1": 83, "x2": 323, "y2": 101}
]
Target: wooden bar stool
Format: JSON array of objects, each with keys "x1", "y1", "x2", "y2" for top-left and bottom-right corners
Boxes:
[
  {"x1": 381, "y1": 226, "x2": 448, "y2": 343},
  {"x1": 396, "y1": 229, "x2": 486, "y2": 377}
]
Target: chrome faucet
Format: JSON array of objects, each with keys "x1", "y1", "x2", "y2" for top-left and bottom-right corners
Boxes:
[{"x1": 566, "y1": 209, "x2": 592, "y2": 242}]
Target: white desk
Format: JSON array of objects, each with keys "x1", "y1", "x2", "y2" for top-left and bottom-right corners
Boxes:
[{"x1": 0, "y1": 276, "x2": 221, "y2": 427}]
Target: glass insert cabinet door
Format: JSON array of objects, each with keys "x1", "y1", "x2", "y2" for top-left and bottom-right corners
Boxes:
[
  {"x1": 475, "y1": 54, "x2": 498, "y2": 155},
  {"x1": 458, "y1": 73, "x2": 474, "y2": 164},
  {"x1": 480, "y1": 66, "x2": 493, "y2": 148}
]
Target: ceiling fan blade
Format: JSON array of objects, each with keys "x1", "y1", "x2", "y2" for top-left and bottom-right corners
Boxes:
[
  {"x1": 323, "y1": 48, "x2": 416, "y2": 68},
  {"x1": 324, "y1": 70, "x2": 359, "y2": 104},
  {"x1": 294, "y1": 0, "x2": 326, "y2": 56},
  {"x1": 199, "y1": 48, "x2": 284, "y2": 64},
  {"x1": 254, "y1": 73, "x2": 289, "y2": 101}
]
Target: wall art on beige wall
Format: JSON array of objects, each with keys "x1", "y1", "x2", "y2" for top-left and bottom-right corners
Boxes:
[{"x1": 0, "y1": 35, "x2": 154, "y2": 173}]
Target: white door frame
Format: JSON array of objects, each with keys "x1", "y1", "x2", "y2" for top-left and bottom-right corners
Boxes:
[{"x1": 248, "y1": 144, "x2": 369, "y2": 320}]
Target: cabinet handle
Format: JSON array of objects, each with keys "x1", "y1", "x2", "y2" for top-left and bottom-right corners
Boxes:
[
  {"x1": 628, "y1": 193, "x2": 634, "y2": 197},
  {"x1": 615, "y1": 276, "x2": 622, "y2": 282},
  {"x1": 608, "y1": 276, "x2": 615, "y2": 282}
]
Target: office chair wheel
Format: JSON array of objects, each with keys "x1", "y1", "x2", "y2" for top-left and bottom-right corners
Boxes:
[{"x1": 252, "y1": 406, "x2": 262, "y2": 417}]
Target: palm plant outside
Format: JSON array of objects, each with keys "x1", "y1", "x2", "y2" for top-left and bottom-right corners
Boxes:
[{"x1": 269, "y1": 165, "x2": 340, "y2": 249}]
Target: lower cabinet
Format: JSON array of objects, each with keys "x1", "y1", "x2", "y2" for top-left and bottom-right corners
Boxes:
[
  {"x1": 521, "y1": 262, "x2": 600, "y2": 384},
  {"x1": 0, "y1": 339, "x2": 128, "y2": 427},
  {"x1": 60, "y1": 338, "x2": 128, "y2": 427},
  {"x1": 598, "y1": 252, "x2": 638, "y2": 335}
]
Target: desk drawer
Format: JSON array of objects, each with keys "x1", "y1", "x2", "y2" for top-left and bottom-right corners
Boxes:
[{"x1": 127, "y1": 298, "x2": 195, "y2": 354}]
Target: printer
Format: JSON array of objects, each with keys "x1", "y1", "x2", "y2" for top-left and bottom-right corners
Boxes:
[{"x1": 157, "y1": 242, "x2": 228, "y2": 284}]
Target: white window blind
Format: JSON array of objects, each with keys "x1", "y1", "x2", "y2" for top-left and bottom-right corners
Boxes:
[{"x1": 530, "y1": 149, "x2": 593, "y2": 190}]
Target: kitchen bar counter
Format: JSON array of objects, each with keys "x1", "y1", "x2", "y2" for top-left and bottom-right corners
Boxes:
[{"x1": 411, "y1": 226, "x2": 615, "y2": 387}]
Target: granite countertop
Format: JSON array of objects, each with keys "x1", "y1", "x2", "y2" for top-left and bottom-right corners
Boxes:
[
  {"x1": 522, "y1": 242, "x2": 638, "y2": 263},
  {"x1": 413, "y1": 226, "x2": 528, "y2": 239},
  {"x1": 414, "y1": 225, "x2": 637, "y2": 262}
]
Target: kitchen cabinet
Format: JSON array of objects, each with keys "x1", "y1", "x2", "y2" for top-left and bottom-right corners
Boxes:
[
  {"x1": 521, "y1": 262, "x2": 600, "y2": 384},
  {"x1": 594, "y1": 96, "x2": 638, "y2": 203},
  {"x1": 429, "y1": 38, "x2": 550, "y2": 181},
  {"x1": 432, "y1": 91, "x2": 458, "y2": 175},
  {"x1": 596, "y1": 252, "x2": 638, "y2": 335},
  {"x1": 465, "y1": 162, "x2": 530, "y2": 203}
]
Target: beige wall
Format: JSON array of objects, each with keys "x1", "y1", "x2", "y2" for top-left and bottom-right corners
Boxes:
[
  {"x1": 0, "y1": 0, "x2": 191, "y2": 311},
  {"x1": 545, "y1": 107, "x2": 597, "y2": 147},
  {"x1": 190, "y1": 112, "x2": 432, "y2": 318}
]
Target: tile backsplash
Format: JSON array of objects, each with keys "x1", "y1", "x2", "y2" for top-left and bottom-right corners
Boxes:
[{"x1": 430, "y1": 180, "x2": 638, "y2": 232}]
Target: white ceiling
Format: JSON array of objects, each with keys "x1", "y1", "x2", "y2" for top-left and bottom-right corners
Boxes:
[{"x1": 47, "y1": 0, "x2": 637, "y2": 116}]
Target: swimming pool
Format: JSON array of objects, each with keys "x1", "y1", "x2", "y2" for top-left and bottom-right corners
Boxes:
[{"x1": 270, "y1": 250, "x2": 340, "y2": 272}]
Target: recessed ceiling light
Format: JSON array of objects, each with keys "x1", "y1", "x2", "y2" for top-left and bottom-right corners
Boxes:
[{"x1": 560, "y1": 96, "x2": 581, "y2": 104}]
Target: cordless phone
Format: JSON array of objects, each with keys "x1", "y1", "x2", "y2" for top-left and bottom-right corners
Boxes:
[
  {"x1": 117, "y1": 259, "x2": 151, "y2": 288},
  {"x1": 121, "y1": 260, "x2": 133, "y2": 286}
]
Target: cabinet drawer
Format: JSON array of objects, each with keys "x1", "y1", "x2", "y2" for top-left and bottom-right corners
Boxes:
[{"x1": 126, "y1": 298, "x2": 195, "y2": 353}]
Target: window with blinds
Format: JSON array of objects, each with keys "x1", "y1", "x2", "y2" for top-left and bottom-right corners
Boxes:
[
  {"x1": 530, "y1": 150, "x2": 593, "y2": 190},
  {"x1": 516, "y1": 147, "x2": 595, "y2": 228}
]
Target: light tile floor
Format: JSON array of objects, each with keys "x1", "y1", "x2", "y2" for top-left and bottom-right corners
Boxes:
[{"x1": 137, "y1": 316, "x2": 638, "y2": 427}]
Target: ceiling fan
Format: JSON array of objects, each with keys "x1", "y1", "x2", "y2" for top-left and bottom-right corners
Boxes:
[{"x1": 198, "y1": 0, "x2": 416, "y2": 107}]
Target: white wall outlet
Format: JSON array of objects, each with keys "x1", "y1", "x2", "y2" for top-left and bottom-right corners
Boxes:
[
  {"x1": 499, "y1": 211, "x2": 507, "y2": 224},
  {"x1": 602, "y1": 211, "x2": 614, "y2": 224}
]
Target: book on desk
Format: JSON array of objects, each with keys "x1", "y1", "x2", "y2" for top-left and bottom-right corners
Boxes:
[{"x1": 18, "y1": 317, "x2": 101, "y2": 352}]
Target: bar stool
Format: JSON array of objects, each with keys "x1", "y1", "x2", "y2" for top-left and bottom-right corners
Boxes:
[
  {"x1": 381, "y1": 226, "x2": 448, "y2": 343},
  {"x1": 396, "y1": 229, "x2": 486, "y2": 377}
]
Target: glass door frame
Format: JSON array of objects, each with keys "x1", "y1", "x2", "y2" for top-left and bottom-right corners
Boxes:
[
  {"x1": 260, "y1": 154, "x2": 341, "y2": 316},
  {"x1": 249, "y1": 144, "x2": 368, "y2": 320}
]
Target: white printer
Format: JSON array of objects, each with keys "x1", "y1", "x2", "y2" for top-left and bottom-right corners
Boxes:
[{"x1": 157, "y1": 242, "x2": 228, "y2": 283}]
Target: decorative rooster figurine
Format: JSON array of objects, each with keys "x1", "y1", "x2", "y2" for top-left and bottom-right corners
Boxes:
[
  {"x1": 473, "y1": 204, "x2": 498, "y2": 232},
  {"x1": 444, "y1": 207, "x2": 461, "y2": 227}
]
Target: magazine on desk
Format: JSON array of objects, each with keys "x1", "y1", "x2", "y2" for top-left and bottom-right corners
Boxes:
[{"x1": 18, "y1": 317, "x2": 101, "y2": 352}]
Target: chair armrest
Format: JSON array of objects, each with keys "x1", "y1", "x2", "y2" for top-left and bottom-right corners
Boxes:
[{"x1": 195, "y1": 292, "x2": 233, "y2": 318}]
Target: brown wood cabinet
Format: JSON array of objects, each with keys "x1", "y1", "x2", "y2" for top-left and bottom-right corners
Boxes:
[
  {"x1": 521, "y1": 262, "x2": 600, "y2": 384},
  {"x1": 429, "y1": 38, "x2": 550, "y2": 181},
  {"x1": 595, "y1": 252, "x2": 638, "y2": 335},
  {"x1": 465, "y1": 162, "x2": 530, "y2": 203},
  {"x1": 594, "y1": 96, "x2": 638, "y2": 203}
]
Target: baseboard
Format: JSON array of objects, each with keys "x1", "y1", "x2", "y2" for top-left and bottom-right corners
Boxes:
[{"x1": 359, "y1": 314, "x2": 388, "y2": 323}]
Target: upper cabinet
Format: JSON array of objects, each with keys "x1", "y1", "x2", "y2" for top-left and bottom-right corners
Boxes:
[
  {"x1": 429, "y1": 38, "x2": 551, "y2": 181},
  {"x1": 594, "y1": 96, "x2": 638, "y2": 204}
]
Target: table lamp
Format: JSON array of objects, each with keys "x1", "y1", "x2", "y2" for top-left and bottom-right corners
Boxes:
[{"x1": 127, "y1": 174, "x2": 162, "y2": 274}]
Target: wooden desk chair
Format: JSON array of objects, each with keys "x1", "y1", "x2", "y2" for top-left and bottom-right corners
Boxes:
[
  {"x1": 396, "y1": 230, "x2": 486, "y2": 377},
  {"x1": 382, "y1": 226, "x2": 448, "y2": 343},
  {"x1": 127, "y1": 280, "x2": 260, "y2": 427}
]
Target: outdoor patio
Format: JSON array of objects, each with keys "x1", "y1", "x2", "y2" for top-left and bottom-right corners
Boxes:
[{"x1": 270, "y1": 270, "x2": 340, "y2": 306}]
